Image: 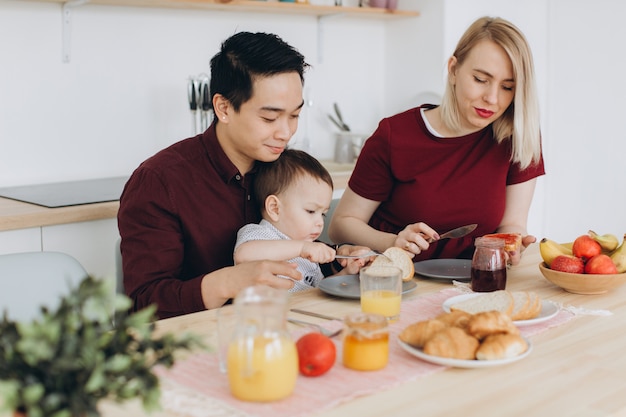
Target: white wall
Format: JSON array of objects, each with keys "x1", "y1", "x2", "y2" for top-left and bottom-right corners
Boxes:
[
  {"x1": 543, "y1": 0, "x2": 626, "y2": 242},
  {"x1": 0, "y1": 1, "x2": 386, "y2": 187},
  {"x1": 3, "y1": 0, "x2": 626, "y2": 246}
]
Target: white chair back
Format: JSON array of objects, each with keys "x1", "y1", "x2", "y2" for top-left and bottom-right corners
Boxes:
[
  {"x1": 319, "y1": 197, "x2": 340, "y2": 245},
  {"x1": 0, "y1": 251, "x2": 89, "y2": 322}
]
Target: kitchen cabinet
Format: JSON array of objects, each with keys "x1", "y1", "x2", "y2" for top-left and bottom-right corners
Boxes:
[
  {"x1": 28, "y1": 0, "x2": 419, "y2": 19},
  {"x1": 42, "y1": 219, "x2": 120, "y2": 283},
  {"x1": 0, "y1": 228, "x2": 41, "y2": 254}
]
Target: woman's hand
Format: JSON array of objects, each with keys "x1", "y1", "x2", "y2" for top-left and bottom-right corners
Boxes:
[
  {"x1": 394, "y1": 222, "x2": 439, "y2": 257},
  {"x1": 508, "y1": 234, "x2": 537, "y2": 266},
  {"x1": 334, "y1": 244, "x2": 373, "y2": 269},
  {"x1": 338, "y1": 258, "x2": 368, "y2": 275}
]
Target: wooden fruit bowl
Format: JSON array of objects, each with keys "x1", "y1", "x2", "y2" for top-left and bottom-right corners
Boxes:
[{"x1": 538, "y1": 262, "x2": 626, "y2": 295}]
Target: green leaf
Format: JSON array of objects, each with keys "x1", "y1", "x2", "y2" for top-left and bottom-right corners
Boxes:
[
  {"x1": 104, "y1": 354, "x2": 132, "y2": 373},
  {"x1": 113, "y1": 294, "x2": 132, "y2": 311},
  {"x1": 22, "y1": 383, "x2": 45, "y2": 404},
  {"x1": 84, "y1": 367, "x2": 105, "y2": 393},
  {"x1": 123, "y1": 305, "x2": 156, "y2": 328},
  {"x1": 141, "y1": 386, "x2": 162, "y2": 411}
]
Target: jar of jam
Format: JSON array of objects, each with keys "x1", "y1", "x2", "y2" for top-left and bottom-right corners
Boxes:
[
  {"x1": 342, "y1": 312, "x2": 389, "y2": 371},
  {"x1": 470, "y1": 236, "x2": 507, "y2": 292}
]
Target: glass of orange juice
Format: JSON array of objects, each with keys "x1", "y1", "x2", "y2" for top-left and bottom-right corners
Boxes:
[{"x1": 360, "y1": 265, "x2": 402, "y2": 322}]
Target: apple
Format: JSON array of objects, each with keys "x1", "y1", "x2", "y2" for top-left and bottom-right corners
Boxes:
[
  {"x1": 296, "y1": 333, "x2": 336, "y2": 377},
  {"x1": 551, "y1": 255, "x2": 584, "y2": 274},
  {"x1": 572, "y1": 235, "x2": 602, "y2": 261},
  {"x1": 584, "y1": 254, "x2": 619, "y2": 274}
]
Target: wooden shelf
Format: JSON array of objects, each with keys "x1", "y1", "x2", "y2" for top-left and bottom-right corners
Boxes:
[{"x1": 29, "y1": 0, "x2": 419, "y2": 19}]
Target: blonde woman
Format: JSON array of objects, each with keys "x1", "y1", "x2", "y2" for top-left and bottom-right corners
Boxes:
[{"x1": 329, "y1": 16, "x2": 544, "y2": 265}]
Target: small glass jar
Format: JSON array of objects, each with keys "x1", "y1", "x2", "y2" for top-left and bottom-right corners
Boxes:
[
  {"x1": 470, "y1": 236, "x2": 507, "y2": 292},
  {"x1": 342, "y1": 312, "x2": 389, "y2": 371}
]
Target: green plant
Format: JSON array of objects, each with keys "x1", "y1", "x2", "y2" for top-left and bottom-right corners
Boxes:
[{"x1": 0, "y1": 276, "x2": 203, "y2": 417}]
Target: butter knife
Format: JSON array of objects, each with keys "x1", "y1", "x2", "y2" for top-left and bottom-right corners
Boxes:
[
  {"x1": 290, "y1": 308, "x2": 342, "y2": 321},
  {"x1": 428, "y1": 223, "x2": 478, "y2": 243}
]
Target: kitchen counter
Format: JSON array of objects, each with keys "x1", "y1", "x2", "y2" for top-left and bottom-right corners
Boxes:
[
  {"x1": 0, "y1": 161, "x2": 354, "y2": 232},
  {"x1": 0, "y1": 197, "x2": 119, "y2": 232}
]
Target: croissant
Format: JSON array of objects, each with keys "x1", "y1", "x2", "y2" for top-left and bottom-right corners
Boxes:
[
  {"x1": 423, "y1": 327, "x2": 479, "y2": 360},
  {"x1": 435, "y1": 310, "x2": 472, "y2": 329},
  {"x1": 399, "y1": 319, "x2": 447, "y2": 348},
  {"x1": 476, "y1": 333, "x2": 528, "y2": 360},
  {"x1": 466, "y1": 311, "x2": 519, "y2": 340}
]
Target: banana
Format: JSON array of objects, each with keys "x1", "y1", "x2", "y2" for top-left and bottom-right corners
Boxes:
[
  {"x1": 609, "y1": 234, "x2": 626, "y2": 273},
  {"x1": 588, "y1": 230, "x2": 619, "y2": 252},
  {"x1": 539, "y1": 238, "x2": 573, "y2": 267}
]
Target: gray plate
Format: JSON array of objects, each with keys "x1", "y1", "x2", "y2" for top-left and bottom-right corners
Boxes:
[
  {"x1": 318, "y1": 274, "x2": 417, "y2": 300},
  {"x1": 413, "y1": 259, "x2": 472, "y2": 280}
]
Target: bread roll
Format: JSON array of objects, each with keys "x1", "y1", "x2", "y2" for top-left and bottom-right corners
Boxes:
[
  {"x1": 450, "y1": 290, "x2": 514, "y2": 316},
  {"x1": 466, "y1": 311, "x2": 519, "y2": 340},
  {"x1": 370, "y1": 247, "x2": 415, "y2": 281},
  {"x1": 399, "y1": 319, "x2": 447, "y2": 348},
  {"x1": 476, "y1": 333, "x2": 528, "y2": 360},
  {"x1": 423, "y1": 327, "x2": 479, "y2": 360}
]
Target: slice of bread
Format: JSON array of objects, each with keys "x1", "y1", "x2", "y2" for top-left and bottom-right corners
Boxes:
[
  {"x1": 450, "y1": 290, "x2": 514, "y2": 316},
  {"x1": 370, "y1": 247, "x2": 415, "y2": 281},
  {"x1": 450, "y1": 290, "x2": 542, "y2": 320},
  {"x1": 510, "y1": 291, "x2": 531, "y2": 320},
  {"x1": 525, "y1": 292, "x2": 542, "y2": 319},
  {"x1": 483, "y1": 233, "x2": 522, "y2": 253}
]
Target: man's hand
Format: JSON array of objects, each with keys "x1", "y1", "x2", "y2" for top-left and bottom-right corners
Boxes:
[{"x1": 201, "y1": 261, "x2": 302, "y2": 309}]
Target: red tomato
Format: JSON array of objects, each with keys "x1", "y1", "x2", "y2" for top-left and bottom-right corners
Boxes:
[{"x1": 296, "y1": 333, "x2": 336, "y2": 377}]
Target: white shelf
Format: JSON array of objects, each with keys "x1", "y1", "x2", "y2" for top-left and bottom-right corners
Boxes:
[{"x1": 28, "y1": 0, "x2": 420, "y2": 19}]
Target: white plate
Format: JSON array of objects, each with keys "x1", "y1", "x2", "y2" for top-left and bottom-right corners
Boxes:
[
  {"x1": 413, "y1": 259, "x2": 472, "y2": 280},
  {"x1": 317, "y1": 274, "x2": 417, "y2": 300},
  {"x1": 397, "y1": 336, "x2": 532, "y2": 368},
  {"x1": 442, "y1": 293, "x2": 560, "y2": 326}
]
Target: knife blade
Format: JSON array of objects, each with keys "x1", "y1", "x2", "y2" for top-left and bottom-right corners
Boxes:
[
  {"x1": 200, "y1": 77, "x2": 211, "y2": 131},
  {"x1": 187, "y1": 77, "x2": 198, "y2": 135},
  {"x1": 428, "y1": 224, "x2": 478, "y2": 243},
  {"x1": 290, "y1": 308, "x2": 342, "y2": 321}
]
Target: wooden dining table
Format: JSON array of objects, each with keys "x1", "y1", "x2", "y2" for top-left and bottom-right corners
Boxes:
[{"x1": 97, "y1": 245, "x2": 626, "y2": 417}]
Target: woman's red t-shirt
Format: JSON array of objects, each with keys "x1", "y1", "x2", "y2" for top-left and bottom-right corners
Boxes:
[{"x1": 348, "y1": 106, "x2": 545, "y2": 260}]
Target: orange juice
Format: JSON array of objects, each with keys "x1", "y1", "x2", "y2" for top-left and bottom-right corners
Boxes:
[
  {"x1": 342, "y1": 313, "x2": 389, "y2": 371},
  {"x1": 361, "y1": 289, "x2": 401, "y2": 321},
  {"x1": 227, "y1": 335, "x2": 298, "y2": 402}
]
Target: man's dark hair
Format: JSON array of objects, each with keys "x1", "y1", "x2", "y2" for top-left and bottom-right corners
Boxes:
[{"x1": 210, "y1": 32, "x2": 310, "y2": 112}]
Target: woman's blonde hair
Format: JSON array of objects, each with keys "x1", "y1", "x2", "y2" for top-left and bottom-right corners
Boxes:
[{"x1": 440, "y1": 16, "x2": 541, "y2": 169}]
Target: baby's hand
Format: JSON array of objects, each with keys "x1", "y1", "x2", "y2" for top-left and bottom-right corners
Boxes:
[
  {"x1": 339, "y1": 258, "x2": 367, "y2": 275},
  {"x1": 301, "y1": 242, "x2": 336, "y2": 264}
]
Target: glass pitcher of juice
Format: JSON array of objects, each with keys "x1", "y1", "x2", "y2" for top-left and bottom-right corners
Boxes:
[{"x1": 226, "y1": 285, "x2": 298, "y2": 402}]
